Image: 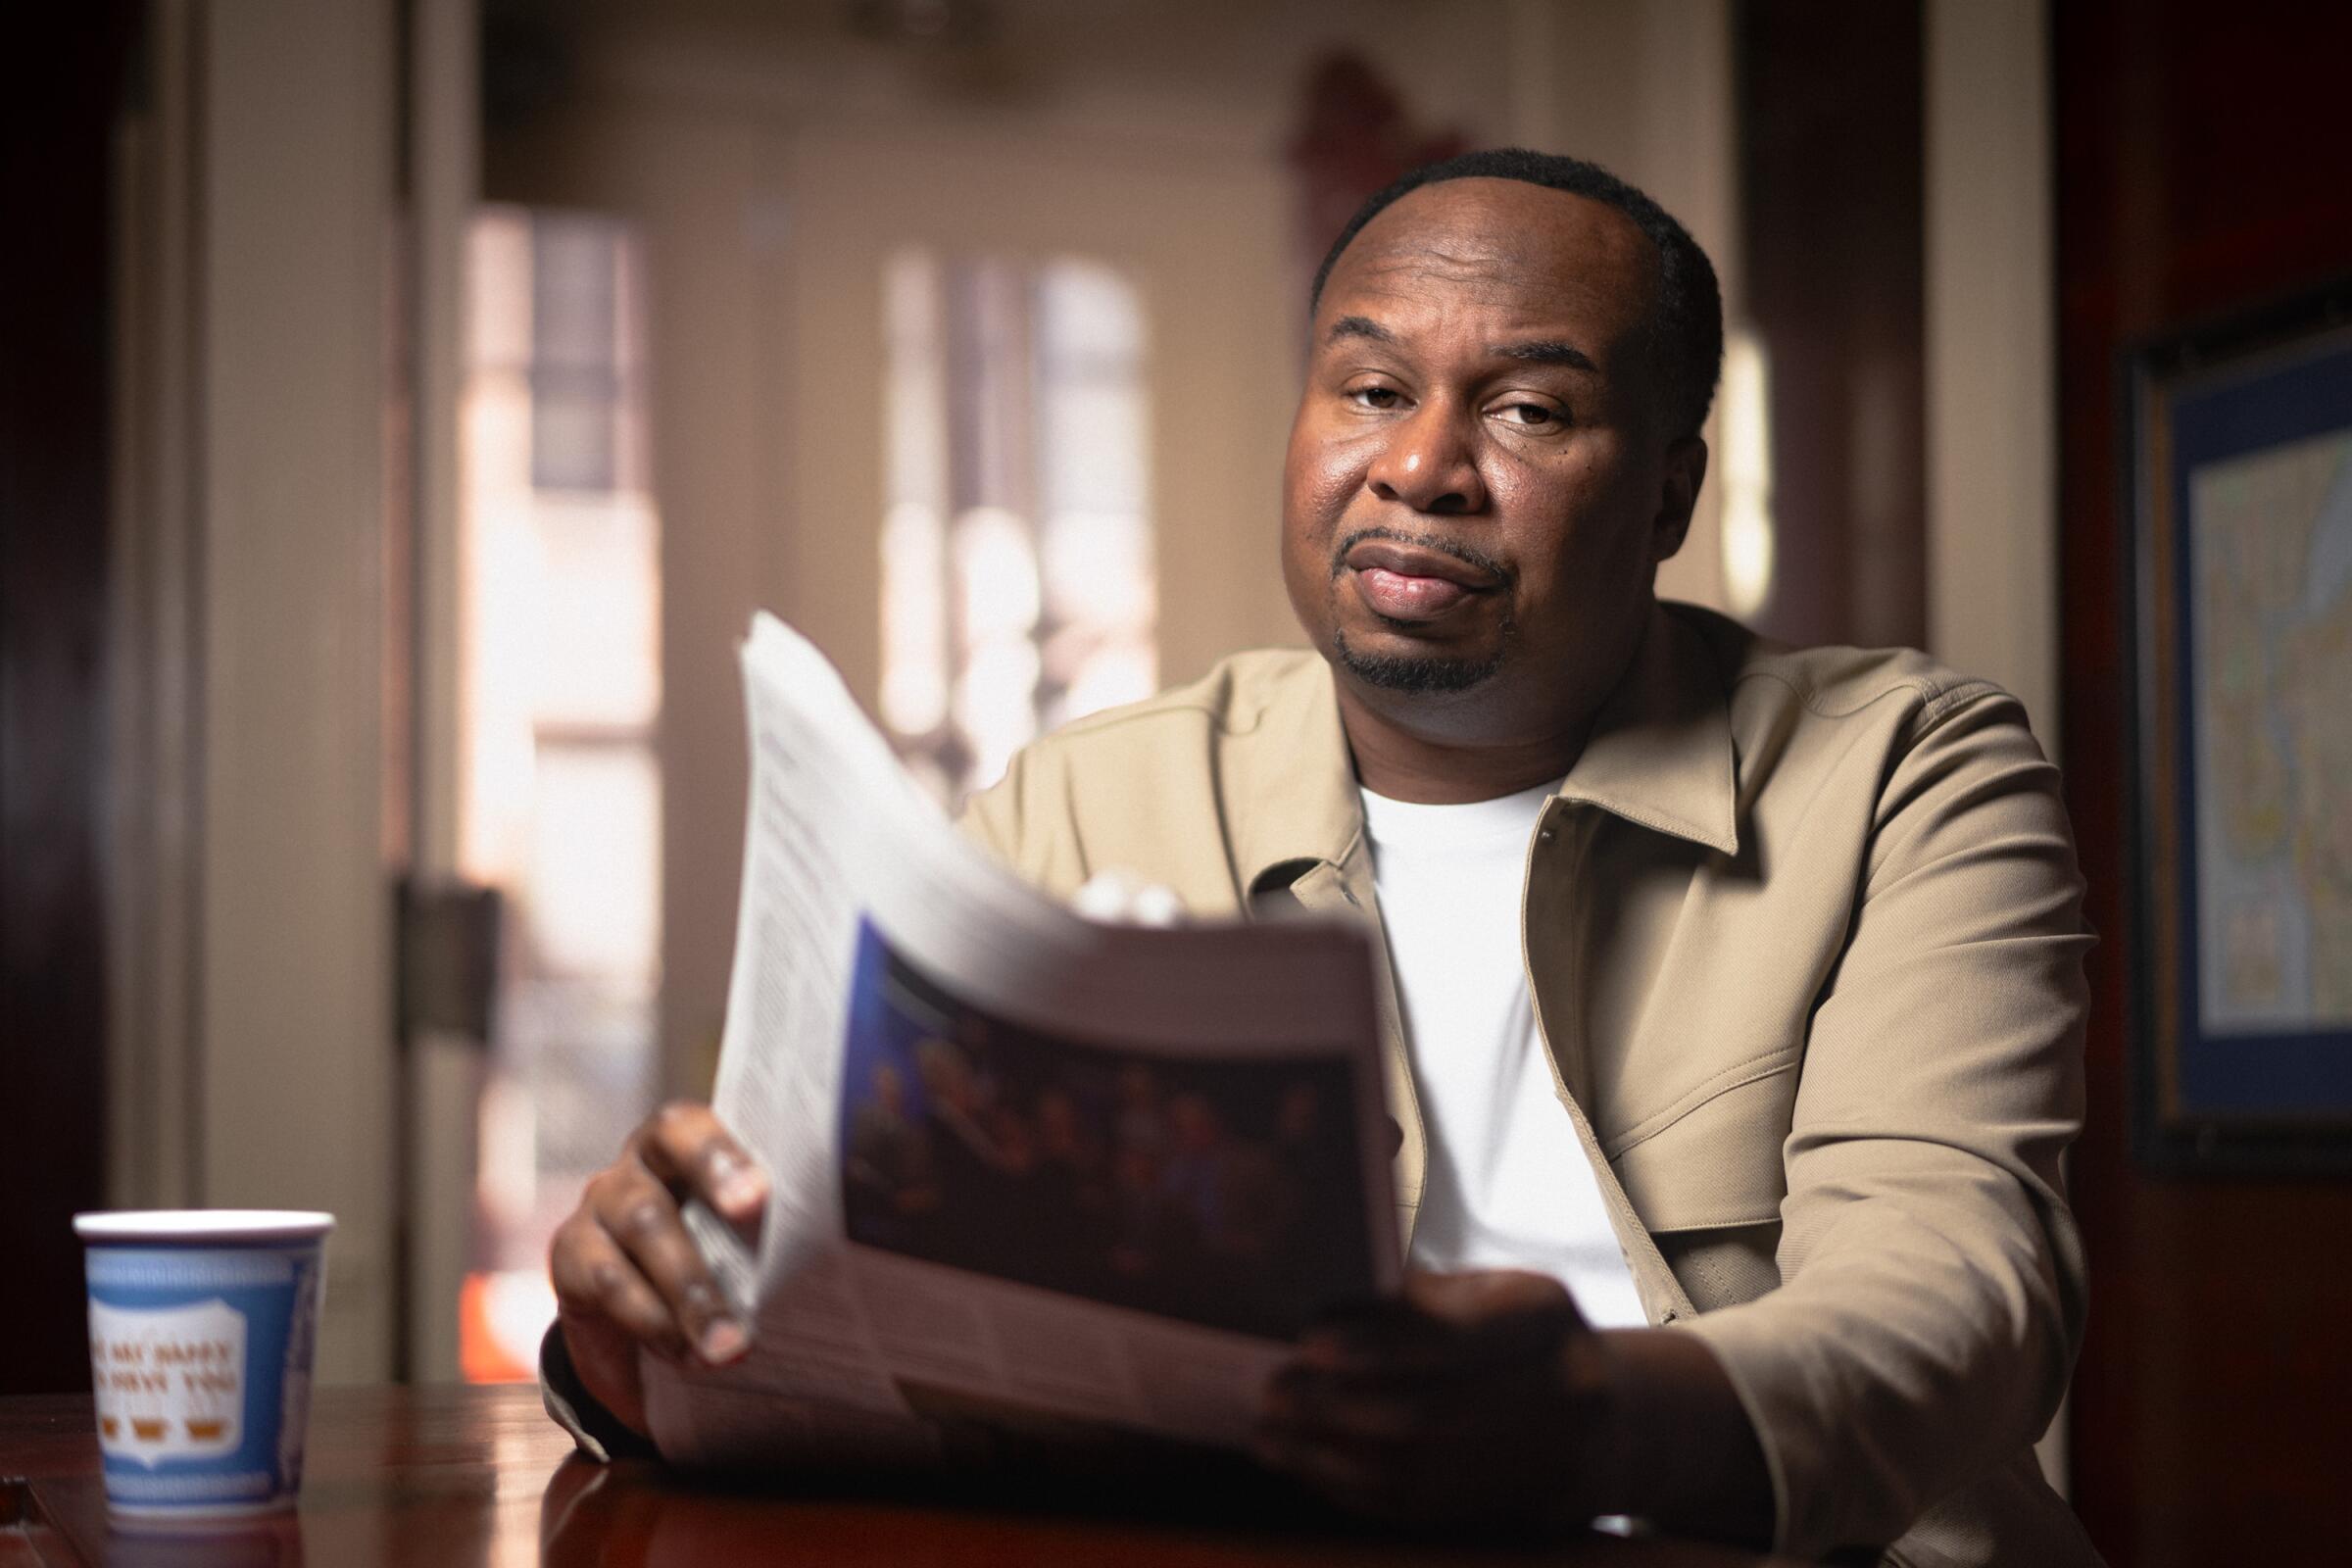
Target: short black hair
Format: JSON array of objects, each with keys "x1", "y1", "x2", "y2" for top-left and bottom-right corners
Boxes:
[{"x1": 1309, "y1": 147, "x2": 1724, "y2": 440}]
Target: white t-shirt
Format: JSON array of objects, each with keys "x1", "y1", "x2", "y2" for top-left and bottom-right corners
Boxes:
[{"x1": 1360, "y1": 780, "x2": 1648, "y2": 1329}]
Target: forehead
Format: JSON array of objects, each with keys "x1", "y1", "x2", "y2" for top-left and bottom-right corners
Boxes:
[{"x1": 1316, "y1": 177, "x2": 1659, "y2": 345}]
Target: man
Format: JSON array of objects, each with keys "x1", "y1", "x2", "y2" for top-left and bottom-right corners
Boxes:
[{"x1": 546, "y1": 149, "x2": 2097, "y2": 1565}]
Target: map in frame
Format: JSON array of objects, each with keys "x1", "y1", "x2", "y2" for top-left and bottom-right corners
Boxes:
[
  {"x1": 2136, "y1": 291, "x2": 2352, "y2": 1158},
  {"x1": 2187, "y1": 429, "x2": 2352, "y2": 1034}
]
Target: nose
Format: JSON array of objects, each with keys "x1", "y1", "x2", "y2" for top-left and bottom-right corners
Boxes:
[{"x1": 1365, "y1": 403, "x2": 1486, "y2": 514}]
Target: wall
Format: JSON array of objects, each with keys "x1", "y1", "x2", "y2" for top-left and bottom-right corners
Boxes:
[
  {"x1": 1924, "y1": 0, "x2": 2056, "y2": 747},
  {"x1": 2056, "y1": 2, "x2": 2352, "y2": 1561}
]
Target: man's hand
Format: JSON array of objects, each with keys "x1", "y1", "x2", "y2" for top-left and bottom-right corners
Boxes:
[
  {"x1": 548, "y1": 1102, "x2": 768, "y2": 1439},
  {"x1": 1254, "y1": 1269, "x2": 1613, "y2": 1530},
  {"x1": 1254, "y1": 1268, "x2": 1774, "y2": 1546}
]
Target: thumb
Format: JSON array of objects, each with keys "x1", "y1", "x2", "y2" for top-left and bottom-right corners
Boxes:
[{"x1": 1071, "y1": 868, "x2": 1186, "y2": 927}]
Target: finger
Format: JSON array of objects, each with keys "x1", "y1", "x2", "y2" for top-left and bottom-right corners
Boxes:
[
  {"x1": 1071, "y1": 869, "x2": 1142, "y2": 921},
  {"x1": 1261, "y1": 1365, "x2": 1421, "y2": 1444},
  {"x1": 550, "y1": 1209, "x2": 690, "y2": 1360},
  {"x1": 1127, "y1": 882, "x2": 1185, "y2": 927},
  {"x1": 1071, "y1": 869, "x2": 1187, "y2": 926},
  {"x1": 1298, "y1": 1271, "x2": 1578, "y2": 1375},
  {"x1": 1293, "y1": 1307, "x2": 1470, "y2": 1378},
  {"x1": 636, "y1": 1102, "x2": 767, "y2": 1222},
  {"x1": 1295, "y1": 1293, "x2": 1438, "y2": 1369},
  {"x1": 585, "y1": 1163, "x2": 750, "y2": 1365}
]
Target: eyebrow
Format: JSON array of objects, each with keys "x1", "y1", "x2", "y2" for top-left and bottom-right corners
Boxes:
[
  {"x1": 1492, "y1": 339, "x2": 1597, "y2": 373},
  {"x1": 1323, "y1": 315, "x2": 1597, "y2": 374},
  {"x1": 1326, "y1": 315, "x2": 1396, "y2": 346}
]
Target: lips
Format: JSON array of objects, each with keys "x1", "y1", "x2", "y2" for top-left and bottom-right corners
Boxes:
[{"x1": 1342, "y1": 539, "x2": 1501, "y2": 622}]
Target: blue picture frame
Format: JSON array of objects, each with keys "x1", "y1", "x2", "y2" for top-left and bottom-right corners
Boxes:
[{"x1": 2127, "y1": 281, "x2": 2352, "y2": 1169}]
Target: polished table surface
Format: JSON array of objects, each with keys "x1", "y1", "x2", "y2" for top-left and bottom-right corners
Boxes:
[{"x1": 0, "y1": 1386, "x2": 1808, "y2": 1565}]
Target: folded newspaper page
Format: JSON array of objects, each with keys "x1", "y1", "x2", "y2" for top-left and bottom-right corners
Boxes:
[{"x1": 641, "y1": 614, "x2": 1399, "y2": 1467}]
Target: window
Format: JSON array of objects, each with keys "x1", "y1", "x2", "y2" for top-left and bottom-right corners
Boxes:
[
  {"x1": 879, "y1": 250, "x2": 1155, "y2": 804},
  {"x1": 457, "y1": 208, "x2": 661, "y2": 1379}
]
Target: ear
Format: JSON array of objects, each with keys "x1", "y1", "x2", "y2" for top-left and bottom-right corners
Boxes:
[{"x1": 1649, "y1": 435, "x2": 1708, "y2": 564}]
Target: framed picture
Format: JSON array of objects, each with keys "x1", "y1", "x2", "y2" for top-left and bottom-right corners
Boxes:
[{"x1": 2128, "y1": 279, "x2": 2352, "y2": 1170}]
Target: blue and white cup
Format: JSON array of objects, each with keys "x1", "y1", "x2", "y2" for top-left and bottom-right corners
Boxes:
[{"x1": 74, "y1": 1211, "x2": 333, "y2": 1521}]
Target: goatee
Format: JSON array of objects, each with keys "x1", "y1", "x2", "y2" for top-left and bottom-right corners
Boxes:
[{"x1": 1332, "y1": 627, "x2": 1506, "y2": 693}]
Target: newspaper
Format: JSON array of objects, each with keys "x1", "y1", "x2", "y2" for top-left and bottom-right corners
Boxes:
[{"x1": 640, "y1": 614, "x2": 1399, "y2": 1467}]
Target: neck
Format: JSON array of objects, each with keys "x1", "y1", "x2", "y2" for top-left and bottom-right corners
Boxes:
[{"x1": 1339, "y1": 687, "x2": 1594, "y2": 805}]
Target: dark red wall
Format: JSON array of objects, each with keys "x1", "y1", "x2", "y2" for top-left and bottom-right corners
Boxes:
[{"x1": 2057, "y1": 4, "x2": 2352, "y2": 1562}]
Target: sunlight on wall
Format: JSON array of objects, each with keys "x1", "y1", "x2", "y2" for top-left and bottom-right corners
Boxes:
[{"x1": 1720, "y1": 328, "x2": 1777, "y2": 620}]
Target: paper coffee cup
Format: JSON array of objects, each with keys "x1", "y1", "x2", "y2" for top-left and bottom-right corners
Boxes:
[{"x1": 75, "y1": 1211, "x2": 333, "y2": 1520}]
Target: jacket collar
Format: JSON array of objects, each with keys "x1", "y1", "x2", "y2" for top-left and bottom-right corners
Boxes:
[
  {"x1": 1231, "y1": 653, "x2": 1367, "y2": 901},
  {"x1": 1234, "y1": 601, "x2": 1740, "y2": 894},
  {"x1": 1553, "y1": 603, "x2": 1740, "y2": 857}
]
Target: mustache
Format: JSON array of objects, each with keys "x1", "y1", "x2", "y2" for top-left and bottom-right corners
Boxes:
[{"x1": 1330, "y1": 526, "x2": 1514, "y2": 586}]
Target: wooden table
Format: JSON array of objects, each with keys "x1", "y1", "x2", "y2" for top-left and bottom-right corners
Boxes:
[{"x1": 0, "y1": 1386, "x2": 1805, "y2": 1565}]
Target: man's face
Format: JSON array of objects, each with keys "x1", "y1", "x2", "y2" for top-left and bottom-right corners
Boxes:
[{"x1": 1282, "y1": 178, "x2": 1701, "y2": 745}]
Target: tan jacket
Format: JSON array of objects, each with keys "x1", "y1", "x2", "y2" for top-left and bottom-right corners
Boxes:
[{"x1": 961, "y1": 601, "x2": 2100, "y2": 1566}]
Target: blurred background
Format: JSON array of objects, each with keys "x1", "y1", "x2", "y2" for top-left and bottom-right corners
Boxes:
[{"x1": 3, "y1": 2, "x2": 2348, "y2": 1563}]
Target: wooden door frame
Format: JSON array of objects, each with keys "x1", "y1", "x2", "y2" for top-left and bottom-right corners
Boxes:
[{"x1": 0, "y1": 0, "x2": 143, "y2": 1396}]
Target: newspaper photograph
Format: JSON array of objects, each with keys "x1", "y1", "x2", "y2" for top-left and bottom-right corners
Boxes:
[{"x1": 640, "y1": 613, "x2": 1397, "y2": 1467}]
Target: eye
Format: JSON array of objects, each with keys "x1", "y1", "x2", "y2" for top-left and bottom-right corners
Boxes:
[
  {"x1": 1345, "y1": 382, "x2": 1404, "y2": 411},
  {"x1": 1493, "y1": 400, "x2": 1565, "y2": 429}
]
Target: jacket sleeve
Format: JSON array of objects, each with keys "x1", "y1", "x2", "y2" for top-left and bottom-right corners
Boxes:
[
  {"x1": 954, "y1": 742, "x2": 1098, "y2": 900},
  {"x1": 1677, "y1": 688, "x2": 2092, "y2": 1558},
  {"x1": 538, "y1": 1322, "x2": 659, "y2": 1462}
]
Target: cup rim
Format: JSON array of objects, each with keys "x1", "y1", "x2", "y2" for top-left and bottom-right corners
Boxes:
[{"x1": 74, "y1": 1209, "x2": 336, "y2": 1244}]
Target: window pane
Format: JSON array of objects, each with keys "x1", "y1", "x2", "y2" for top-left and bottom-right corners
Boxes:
[
  {"x1": 534, "y1": 492, "x2": 662, "y2": 729},
  {"x1": 530, "y1": 214, "x2": 625, "y2": 491},
  {"x1": 881, "y1": 249, "x2": 1154, "y2": 802},
  {"x1": 459, "y1": 206, "x2": 662, "y2": 1381},
  {"x1": 523, "y1": 743, "x2": 661, "y2": 984}
]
